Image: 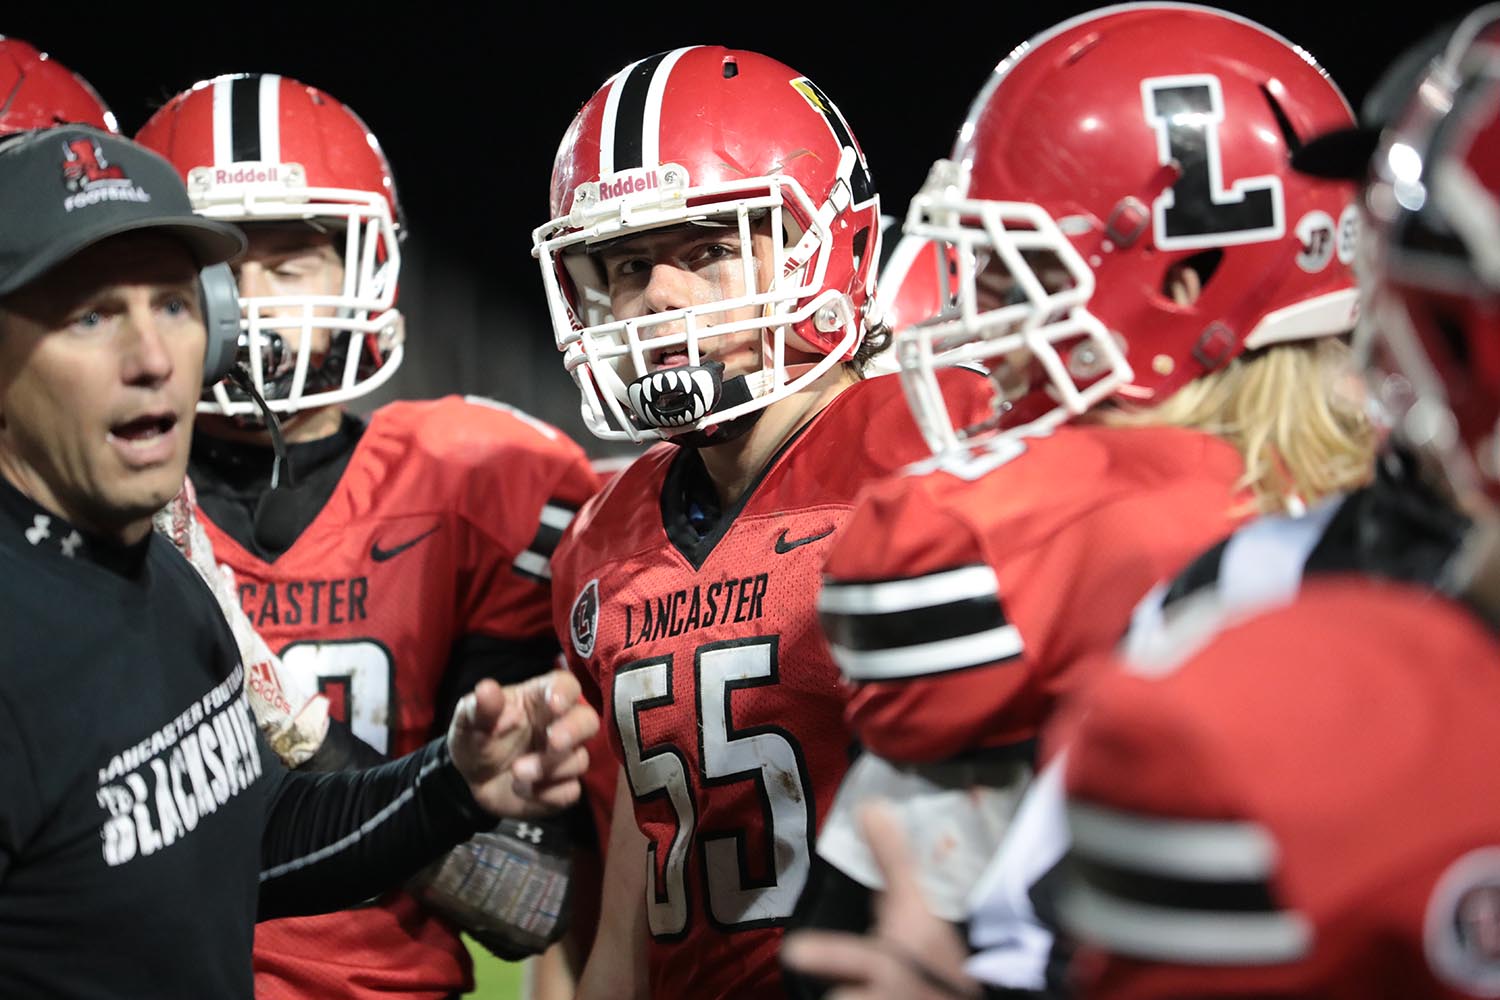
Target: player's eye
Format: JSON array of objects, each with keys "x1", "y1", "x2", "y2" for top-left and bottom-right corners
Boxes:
[
  {"x1": 689, "y1": 242, "x2": 738, "y2": 266},
  {"x1": 272, "y1": 262, "x2": 321, "y2": 279}
]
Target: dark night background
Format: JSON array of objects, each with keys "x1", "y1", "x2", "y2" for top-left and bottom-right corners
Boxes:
[{"x1": 3, "y1": 2, "x2": 1478, "y2": 455}]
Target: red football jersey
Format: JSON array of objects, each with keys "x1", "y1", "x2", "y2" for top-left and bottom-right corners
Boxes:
[
  {"x1": 1064, "y1": 577, "x2": 1500, "y2": 1000},
  {"x1": 551, "y1": 370, "x2": 992, "y2": 1000},
  {"x1": 197, "y1": 396, "x2": 598, "y2": 1000},
  {"x1": 819, "y1": 423, "x2": 1251, "y2": 764}
]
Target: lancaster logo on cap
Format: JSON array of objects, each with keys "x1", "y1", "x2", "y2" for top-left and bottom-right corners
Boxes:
[{"x1": 60, "y1": 138, "x2": 151, "y2": 213}]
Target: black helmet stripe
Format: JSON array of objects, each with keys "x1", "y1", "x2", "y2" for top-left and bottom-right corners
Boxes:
[
  {"x1": 230, "y1": 76, "x2": 261, "y2": 162},
  {"x1": 601, "y1": 47, "x2": 695, "y2": 175},
  {"x1": 213, "y1": 74, "x2": 283, "y2": 166}
]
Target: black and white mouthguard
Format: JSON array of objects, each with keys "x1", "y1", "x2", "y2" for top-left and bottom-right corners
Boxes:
[{"x1": 626, "y1": 360, "x2": 725, "y2": 429}]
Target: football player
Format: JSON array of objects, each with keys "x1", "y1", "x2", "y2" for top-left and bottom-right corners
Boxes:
[
  {"x1": 533, "y1": 45, "x2": 992, "y2": 999},
  {"x1": 800, "y1": 1, "x2": 1377, "y2": 982},
  {"x1": 1057, "y1": 19, "x2": 1500, "y2": 995},
  {"x1": 135, "y1": 74, "x2": 601, "y2": 1000},
  {"x1": 964, "y1": 17, "x2": 1487, "y2": 993}
]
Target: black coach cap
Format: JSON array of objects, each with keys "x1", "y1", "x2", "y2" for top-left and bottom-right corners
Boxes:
[{"x1": 0, "y1": 125, "x2": 244, "y2": 298}]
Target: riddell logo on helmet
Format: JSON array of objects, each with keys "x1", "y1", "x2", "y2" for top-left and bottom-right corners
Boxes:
[
  {"x1": 213, "y1": 163, "x2": 282, "y2": 185},
  {"x1": 598, "y1": 170, "x2": 659, "y2": 201}
]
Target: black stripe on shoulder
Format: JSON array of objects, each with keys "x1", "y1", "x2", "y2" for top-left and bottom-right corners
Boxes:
[
  {"x1": 527, "y1": 523, "x2": 564, "y2": 561},
  {"x1": 820, "y1": 593, "x2": 1009, "y2": 653},
  {"x1": 524, "y1": 499, "x2": 581, "y2": 563},
  {"x1": 1069, "y1": 855, "x2": 1281, "y2": 915}
]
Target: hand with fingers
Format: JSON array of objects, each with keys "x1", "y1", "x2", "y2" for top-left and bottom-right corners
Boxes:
[
  {"x1": 782, "y1": 803, "x2": 983, "y2": 1000},
  {"x1": 447, "y1": 671, "x2": 600, "y2": 819}
]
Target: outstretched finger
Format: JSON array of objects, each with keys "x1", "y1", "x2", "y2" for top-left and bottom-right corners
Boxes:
[
  {"x1": 859, "y1": 802, "x2": 924, "y2": 906},
  {"x1": 782, "y1": 930, "x2": 882, "y2": 986},
  {"x1": 457, "y1": 678, "x2": 511, "y2": 738},
  {"x1": 543, "y1": 670, "x2": 583, "y2": 714}
]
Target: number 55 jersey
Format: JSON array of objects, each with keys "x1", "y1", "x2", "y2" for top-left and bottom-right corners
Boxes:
[
  {"x1": 191, "y1": 395, "x2": 599, "y2": 1000},
  {"x1": 552, "y1": 370, "x2": 991, "y2": 1000}
]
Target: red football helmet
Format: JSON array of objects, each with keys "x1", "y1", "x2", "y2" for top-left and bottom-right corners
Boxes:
[
  {"x1": 532, "y1": 46, "x2": 881, "y2": 443},
  {"x1": 876, "y1": 232, "x2": 959, "y2": 339},
  {"x1": 135, "y1": 73, "x2": 403, "y2": 415},
  {"x1": 898, "y1": 3, "x2": 1362, "y2": 456},
  {"x1": 1362, "y1": 8, "x2": 1500, "y2": 505},
  {"x1": 0, "y1": 37, "x2": 115, "y2": 134}
]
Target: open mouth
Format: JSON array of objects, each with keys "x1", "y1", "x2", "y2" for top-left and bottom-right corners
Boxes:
[
  {"x1": 110, "y1": 412, "x2": 178, "y2": 443},
  {"x1": 650, "y1": 348, "x2": 692, "y2": 368}
]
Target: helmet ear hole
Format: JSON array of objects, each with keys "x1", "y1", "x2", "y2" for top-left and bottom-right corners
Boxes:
[
  {"x1": 780, "y1": 213, "x2": 805, "y2": 250},
  {"x1": 1164, "y1": 249, "x2": 1223, "y2": 304},
  {"x1": 851, "y1": 226, "x2": 872, "y2": 275}
]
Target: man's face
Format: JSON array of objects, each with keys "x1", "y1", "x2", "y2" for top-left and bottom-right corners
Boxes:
[
  {"x1": 233, "y1": 222, "x2": 345, "y2": 359},
  {"x1": 595, "y1": 219, "x2": 777, "y2": 380},
  {"x1": 0, "y1": 232, "x2": 206, "y2": 542}
]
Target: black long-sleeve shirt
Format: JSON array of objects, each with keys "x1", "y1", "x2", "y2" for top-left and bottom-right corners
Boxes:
[{"x1": 0, "y1": 479, "x2": 491, "y2": 999}]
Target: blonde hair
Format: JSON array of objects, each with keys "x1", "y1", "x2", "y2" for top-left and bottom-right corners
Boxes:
[{"x1": 1096, "y1": 338, "x2": 1378, "y2": 515}]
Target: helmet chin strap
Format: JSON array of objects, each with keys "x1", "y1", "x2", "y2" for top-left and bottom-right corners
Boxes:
[
  {"x1": 212, "y1": 327, "x2": 367, "y2": 427},
  {"x1": 667, "y1": 373, "x2": 764, "y2": 449}
]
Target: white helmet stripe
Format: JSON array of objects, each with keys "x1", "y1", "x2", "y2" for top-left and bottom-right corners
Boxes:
[
  {"x1": 597, "y1": 63, "x2": 633, "y2": 177},
  {"x1": 600, "y1": 47, "x2": 696, "y2": 175},
  {"x1": 214, "y1": 74, "x2": 282, "y2": 165},
  {"x1": 641, "y1": 47, "x2": 694, "y2": 169},
  {"x1": 258, "y1": 74, "x2": 282, "y2": 165},
  {"x1": 211, "y1": 77, "x2": 234, "y2": 167}
]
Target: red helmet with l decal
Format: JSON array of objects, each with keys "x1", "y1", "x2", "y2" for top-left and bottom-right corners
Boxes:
[
  {"x1": 897, "y1": 3, "x2": 1361, "y2": 456},
  {"x1": 532, "y1": 46, "x2": 881, "y2": 443}
]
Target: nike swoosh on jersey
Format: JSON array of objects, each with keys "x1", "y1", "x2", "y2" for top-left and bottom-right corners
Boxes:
[
  {"x1": 774, "y1": 526, "x2": 834, "y2": 554},
  {"x1": 369, "y1": 526, "x2": 440, "y2": 562}
]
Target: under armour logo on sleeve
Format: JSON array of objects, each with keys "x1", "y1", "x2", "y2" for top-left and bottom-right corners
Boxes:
[{"x1": 24, "y1": 514, "x2": 50, "y2": 546}]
